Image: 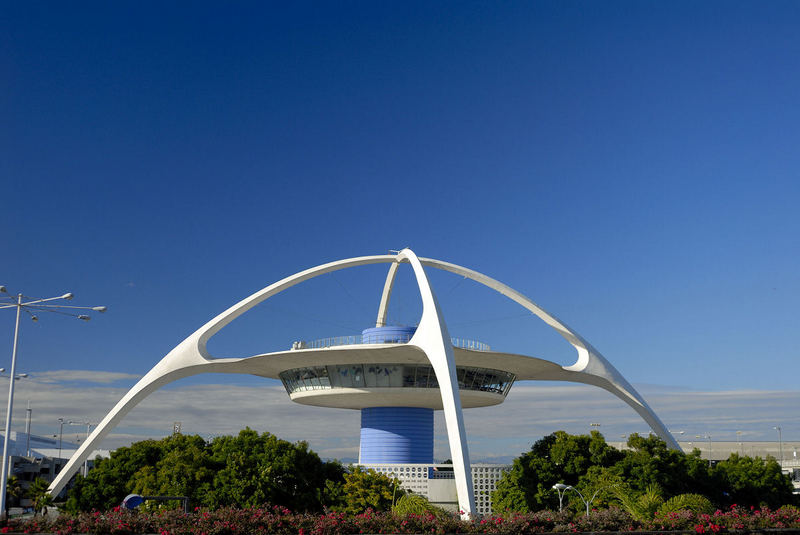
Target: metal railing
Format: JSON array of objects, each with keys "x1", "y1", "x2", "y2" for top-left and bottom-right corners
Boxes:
[{"x1": 295, "y1": 334, "x2": 490, "y2": 351}]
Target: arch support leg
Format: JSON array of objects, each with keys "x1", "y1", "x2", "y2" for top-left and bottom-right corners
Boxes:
[
  {"x1": 400, "y1": 249, "x2": 475, "y2": 518},
  {"x1": 48, "y1": 342, "x2": 206, "y2": 497}
]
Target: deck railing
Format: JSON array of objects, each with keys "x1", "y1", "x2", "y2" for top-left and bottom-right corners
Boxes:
[{"x1": 295, "y1": 334, "x2": 490, "y2": 351}]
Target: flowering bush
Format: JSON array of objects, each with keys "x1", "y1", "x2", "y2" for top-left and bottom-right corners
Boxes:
[{"x1": 5, "y1": 504, "x2": 800, "y2": 534}]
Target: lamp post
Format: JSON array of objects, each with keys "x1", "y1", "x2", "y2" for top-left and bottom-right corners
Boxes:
[
  {"x1": 774, "y1": 426, "x2": 783, "y2": 467},
  {"x1": 737, "y1": 431, "x2": 743, "y2": 455},
  {"x1": 696, "y1": 434, "x2": 712, "y2": 467},
  {"x1": 0, "y1": 287, "x2": 105, "y2": 520},
  {"x1": 67, "y1": 421, "x2": 96, "y2": 477},
  {"x1": 552, "y1": 483, "x2": 615, "y2": 516},
  {"x1": 57, "y1": 418, "x2": 65, "y2": 461},
  {"x1": 552, "y1": 483, "x2": 568, "y2": 512}
]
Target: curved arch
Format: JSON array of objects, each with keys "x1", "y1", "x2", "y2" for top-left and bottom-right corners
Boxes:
[{"x1": 49, "y1": 250, "x2": 678, "y2": 498}]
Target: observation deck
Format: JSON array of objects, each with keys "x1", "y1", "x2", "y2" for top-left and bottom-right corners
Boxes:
[
  {"x1": 272, "y1": 327, "x2": 513, "y2": 410},
  {"x1": 291, "y1": 333, "x2": 490, "y2": 352}
]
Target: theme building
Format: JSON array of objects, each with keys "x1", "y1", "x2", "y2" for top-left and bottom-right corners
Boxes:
[{"x1": 49, "y1": 249, "x2": 678, "y2": 516}]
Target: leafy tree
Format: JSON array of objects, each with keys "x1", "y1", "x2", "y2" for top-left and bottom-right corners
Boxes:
[
  {"x1": 332, "y1": 467, "x2": 404, "y2": 515},
  {"x1": 573, "y1": 465, "x2": 626, "y2": 511},
  {"x1": 66, "y1": 438, "x2": 167, "y2": 513},
  {"x1": 28, "y1": 478, "x2": 53, "y2": 516},
  {"x1": 66, "y1": 428, "x2": 345, "y2": 513},
  {"x1": 5, "y1": 476, "x2": 23, "y2": 509},
  {"x1": 494, "y1": 432, "x2": 796, "y2": 515},
  {"x1": 492, "y1": 431, "x2": 622, "y2": 513},
  {"x1": 712, "y1": 453, "x2": 794, "y2": 508},
  {"x1": 131, "y1": 434, "x2": 213, "y2": 509},
  {"x1": 613, "y1": 434, "x2": 715, "y2": 499},
  {"x1": 206, "y1": 428, "x2": 343, "y2": 511}
]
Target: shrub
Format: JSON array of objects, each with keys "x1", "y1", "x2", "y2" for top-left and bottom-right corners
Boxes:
[
  {"x1": 392, "y1": 493, "x2": 449, "y2": 517},
  {"x1": 657, "y1": 493, "x2": 714, "y2": 516}
]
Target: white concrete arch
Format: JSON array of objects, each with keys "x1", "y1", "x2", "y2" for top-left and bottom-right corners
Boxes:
[{"x1": 48, "y1": 249, "x2": 678, "y2": 511}]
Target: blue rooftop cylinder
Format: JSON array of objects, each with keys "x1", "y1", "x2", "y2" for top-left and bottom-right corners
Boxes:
[
  {"x1": 361, "y1": 325, "x2": 416, "y2": 344},
  {"x1": 359, "y1": 406, "x2": 434, "y2": 464}
]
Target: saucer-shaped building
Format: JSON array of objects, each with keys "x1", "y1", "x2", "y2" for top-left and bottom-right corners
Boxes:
[{"x1": 49, "y1": 249, "x2": 678, "y2": 516}]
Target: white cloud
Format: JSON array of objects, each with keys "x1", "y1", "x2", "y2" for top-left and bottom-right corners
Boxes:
[
  {"x1": 28, "y1": 370, "x2": 142, "y2": 384},
  {"x1": 7, "y1": 372, "x2": 799, "y2": 463}
]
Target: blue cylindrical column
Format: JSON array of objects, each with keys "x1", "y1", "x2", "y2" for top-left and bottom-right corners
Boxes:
[
  {"x1": 358, "y1": 326, "x2": 432, "y2": 464},
  {"x1": 359, "y1": 407, "x2": 433, "y2": 464}
]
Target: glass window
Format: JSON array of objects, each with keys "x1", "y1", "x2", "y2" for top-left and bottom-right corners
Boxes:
[
  {"x1": 402, "y1": 366, "x2": 416, "y2": 387},
  {"x1": 350, "y1": 364, "x2": 365, "y2": 387},
  {"x1": 280, "y1": 364, "x2": 514, "y2": 395},
  {"x1": 414, "y1": 366, "x2": 430, "y2": 388},
  {"x1": 457, "y1": 367, "x2": 467, "y2": 388},
  {"x1": 364, "y1": 365, "x2": 379, "y2": 387}
]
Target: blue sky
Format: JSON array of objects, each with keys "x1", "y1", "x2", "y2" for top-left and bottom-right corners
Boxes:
[{"x1": 1, "y1": 2, "x2": 799, "y2": 455}]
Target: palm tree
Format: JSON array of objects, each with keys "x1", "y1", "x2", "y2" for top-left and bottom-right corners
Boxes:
[
  {"x1": 5, "y1": 476, "x2": 23, "y2": 508},
  {"x1": 27, "y1": 478, "x2": 53, "y2": 517}
]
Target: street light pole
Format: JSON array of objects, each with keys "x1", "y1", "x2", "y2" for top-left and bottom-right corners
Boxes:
[
  {"x1": 552, "y1": 483, "x2": 568, "y2": 512},
  {"x1": 0, "y1": 287, "x2": 105, "y2": 520},
  {"x1": 774, "y1": 426, "x2": 783, "y2": 467},
  {"x1": 0, "y1": 294, "x2": 22, "y2": 521},
  {"x1": 57, "y1": 418, "x2": 64, "y2": 461},
  {"x1": 696, "y1": 434, "x2": 712, "y2": 467},
  {"x1": 552, "y1": 483, "x2": 615, "y2": 517},
  {"x1": 24, "y1": 402, "x2": 31, "y2": 458},
  {"x1": 68, "y1": 421, "x2": 95, "y2": 477}
]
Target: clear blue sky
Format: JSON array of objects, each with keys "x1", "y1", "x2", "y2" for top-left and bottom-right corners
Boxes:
[{"x1": 1, "y1": 2, "x2": 799, "y2": 450}]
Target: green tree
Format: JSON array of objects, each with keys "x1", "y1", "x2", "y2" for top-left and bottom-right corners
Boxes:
[
  {"x1": 332, "y1": 467, "x2": 404, "y2": 515},
  {"x1": 614, "y1": 434, "x2": 714, "y2": 499},
  {"x1": 5, "y1": 476, "x2": 23, "y2": 509},
  {"x1": 206, "y1": 428, "x2": 343, "y2": 512},
  {"x1": 131, "y1": 434, "x2": 213, "y2": 509},
  {"x1": 712, "y1": 453, "x2": 794, "y2": 508},
  {"x1": 66, "y1": 429, "x2": 345, "y2": 513},
  {"x1": 27, "y1": 478, "x2": 53, "y2": 516},
  {"x1": 66, "y1": 437, "x2": 167, "y2": 512},
  {"x1": 492, "y1": 431, "x2": 622, "y2": 513}
]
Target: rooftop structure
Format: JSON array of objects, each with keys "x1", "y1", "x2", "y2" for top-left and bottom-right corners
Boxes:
[{"x1": 48, "y1": 248, "x2": 678, "y2": 516}]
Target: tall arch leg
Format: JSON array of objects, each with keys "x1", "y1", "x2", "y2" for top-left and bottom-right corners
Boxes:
[
  {"x1": 375, "y1": 261, "x2": 400, "y2": 327},
  {"x1": 48, "y1": 340, "x2": 208, "y2": 496},
  {"x1": 399, "y1": 249, "x2": 476, "y2": 518}
]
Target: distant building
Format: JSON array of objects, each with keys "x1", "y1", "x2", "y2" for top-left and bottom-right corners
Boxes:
[
  {"x1": 0, "y1": 432, "x2": 108, "y2": 498},
  {"x1": 361, "y1": 462, "x2": 509, "y2": 516}
]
